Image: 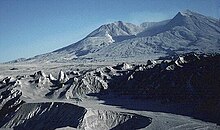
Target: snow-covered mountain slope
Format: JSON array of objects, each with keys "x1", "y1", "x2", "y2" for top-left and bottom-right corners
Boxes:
[
  {"x1": 11, "y1": 10, "x2": 220, "y2": 63},
  {"x1": 24, "y1": 21, "x2": 142, "y2": 63},
  {"x1": 86, "y1": 10, "x2": 220, "y2": 61},
  {"x1": 138, "y1": 19, "x2": 171, "y2": 36},
  {"x1": 87, "y1": 21, "x2": 142, "y2": 38}
]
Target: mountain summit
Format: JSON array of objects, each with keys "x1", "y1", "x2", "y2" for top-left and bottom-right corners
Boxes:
[
  {"x1": 17, "y1": 10, "x2": 220, "y2": 63},
  {"x1": 87, "y1": 21, "x2": 142, "y2": 37}
]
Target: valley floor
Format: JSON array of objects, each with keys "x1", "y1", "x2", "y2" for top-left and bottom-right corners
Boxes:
[{"x1": 0, "y1": 61, "x2": 219, "y2": 130}]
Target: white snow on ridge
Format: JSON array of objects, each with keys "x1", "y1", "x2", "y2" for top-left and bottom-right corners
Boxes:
[{"x1": 7, "y1": 10, "x2": 220, "y2": 64}]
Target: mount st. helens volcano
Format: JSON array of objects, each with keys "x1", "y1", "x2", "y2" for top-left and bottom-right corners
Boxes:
[
  {"x1": 12, "y1": 10, "x2": 220, "y2": 63},
  {"x1": 1, "y1": 10, "x2": 220, "y2": 130}
]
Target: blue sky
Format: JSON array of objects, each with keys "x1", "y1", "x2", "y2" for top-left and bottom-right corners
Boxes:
[{"x1": 0, "y1": 0, "x2": 220, "y2": 62}]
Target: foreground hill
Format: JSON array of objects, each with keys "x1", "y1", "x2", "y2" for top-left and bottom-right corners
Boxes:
[{"x1": 1, "y1": 53, "x2": 220, "y2": 127}]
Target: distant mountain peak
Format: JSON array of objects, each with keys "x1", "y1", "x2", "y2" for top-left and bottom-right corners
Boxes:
[
  {"x1": 9, "y1": 10, "x2": 220, "y2": 63},
  {"x1": 113, "y1": 20, "x2": 124, "y2": 25},
  {"x1": 166, "y1": 10, "x2": 201, "y2": 28},
  {"x1": 174, "y1": 10, "x2": 201, "y2": 17},
  {"x1": 185, "y1": 9, "x2": 204, "y2": 15},
  {"x1": 181, "y1": 9, "x2": 194, "y2": 15},
  {"x1": 179, "y1": 10, "x2": 208, "y2": 18},
  {"x1": 87, "y1": 21, "x2": 141, "y2": 38}
]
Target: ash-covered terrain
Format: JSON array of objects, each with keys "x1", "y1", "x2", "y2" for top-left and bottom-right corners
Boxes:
[
  {"x1": 1, "y1": 53, "x2": 220, "y2": 129},
  {"x1": 1, "y1": 10, "x2": 220, "y2": 130}
]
